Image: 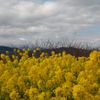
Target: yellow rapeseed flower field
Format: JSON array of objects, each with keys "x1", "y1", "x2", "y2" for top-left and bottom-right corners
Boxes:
[{"x1": 0, "y1": 49, "x2": 100, "y2": 100}]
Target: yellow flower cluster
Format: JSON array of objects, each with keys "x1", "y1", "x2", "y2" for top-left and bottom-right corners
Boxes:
[{"x1": 0, "y1": 49, "x2": 100, "y2": 100}]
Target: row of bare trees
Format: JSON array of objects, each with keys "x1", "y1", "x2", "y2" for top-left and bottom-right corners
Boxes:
[{"x1": 17, "y1": 38, "x2": 99, "y2": 50}]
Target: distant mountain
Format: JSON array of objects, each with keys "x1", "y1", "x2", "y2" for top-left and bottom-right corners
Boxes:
[{"x1": 0, "y1": 46, "x2": 14, "y2": 53}]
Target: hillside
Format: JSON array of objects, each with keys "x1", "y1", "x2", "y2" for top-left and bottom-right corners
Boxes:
[{"x1": 0, "y1": 45, "x2": 97, "y2": 58}]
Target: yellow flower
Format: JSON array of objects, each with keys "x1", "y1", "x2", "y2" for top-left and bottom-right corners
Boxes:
[
  {"x1": 0, "y1": 49, "x2": 99, "y2": 99},
  {"x1": 10, "y1": 90, "x2": 19, "y2": 100},
  {"x1": 38, "y1": 92, "x2": 45, "y2": 100},
  {"x1": 73, "y1": 85, "x2": 86, "y2": 100},
  {"x1": 54, "y1": 87, "x2": 62, "y2": 96},
  {"x1": 36, "y1": 48, "x2": 40, "y2": 51},
  {"x1": 28, "y1": 88, "x2": 39, "y2": 100},
  {"x1": 90, "y1": 51, "x2": 98, "y2": 60}
]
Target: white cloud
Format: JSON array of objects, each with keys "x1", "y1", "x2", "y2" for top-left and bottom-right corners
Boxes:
[
  {"x1": 40, "y1": 1, "x2": 57, "y2": 14},
  {"x1": 19, "y1": 37, "x2": 26, "y2": 41},
  {"x1": 0, "y1": 0, "x2": 100, "y2": 45}
]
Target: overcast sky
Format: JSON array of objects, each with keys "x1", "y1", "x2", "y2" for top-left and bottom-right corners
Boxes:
[{"x1": 0, "y1": 0, "x2": 100, "y2": 46}]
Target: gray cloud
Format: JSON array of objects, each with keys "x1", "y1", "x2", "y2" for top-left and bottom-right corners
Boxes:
[{"x1": 0, "y1": 0, "x2": 100, "y2": 45}]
